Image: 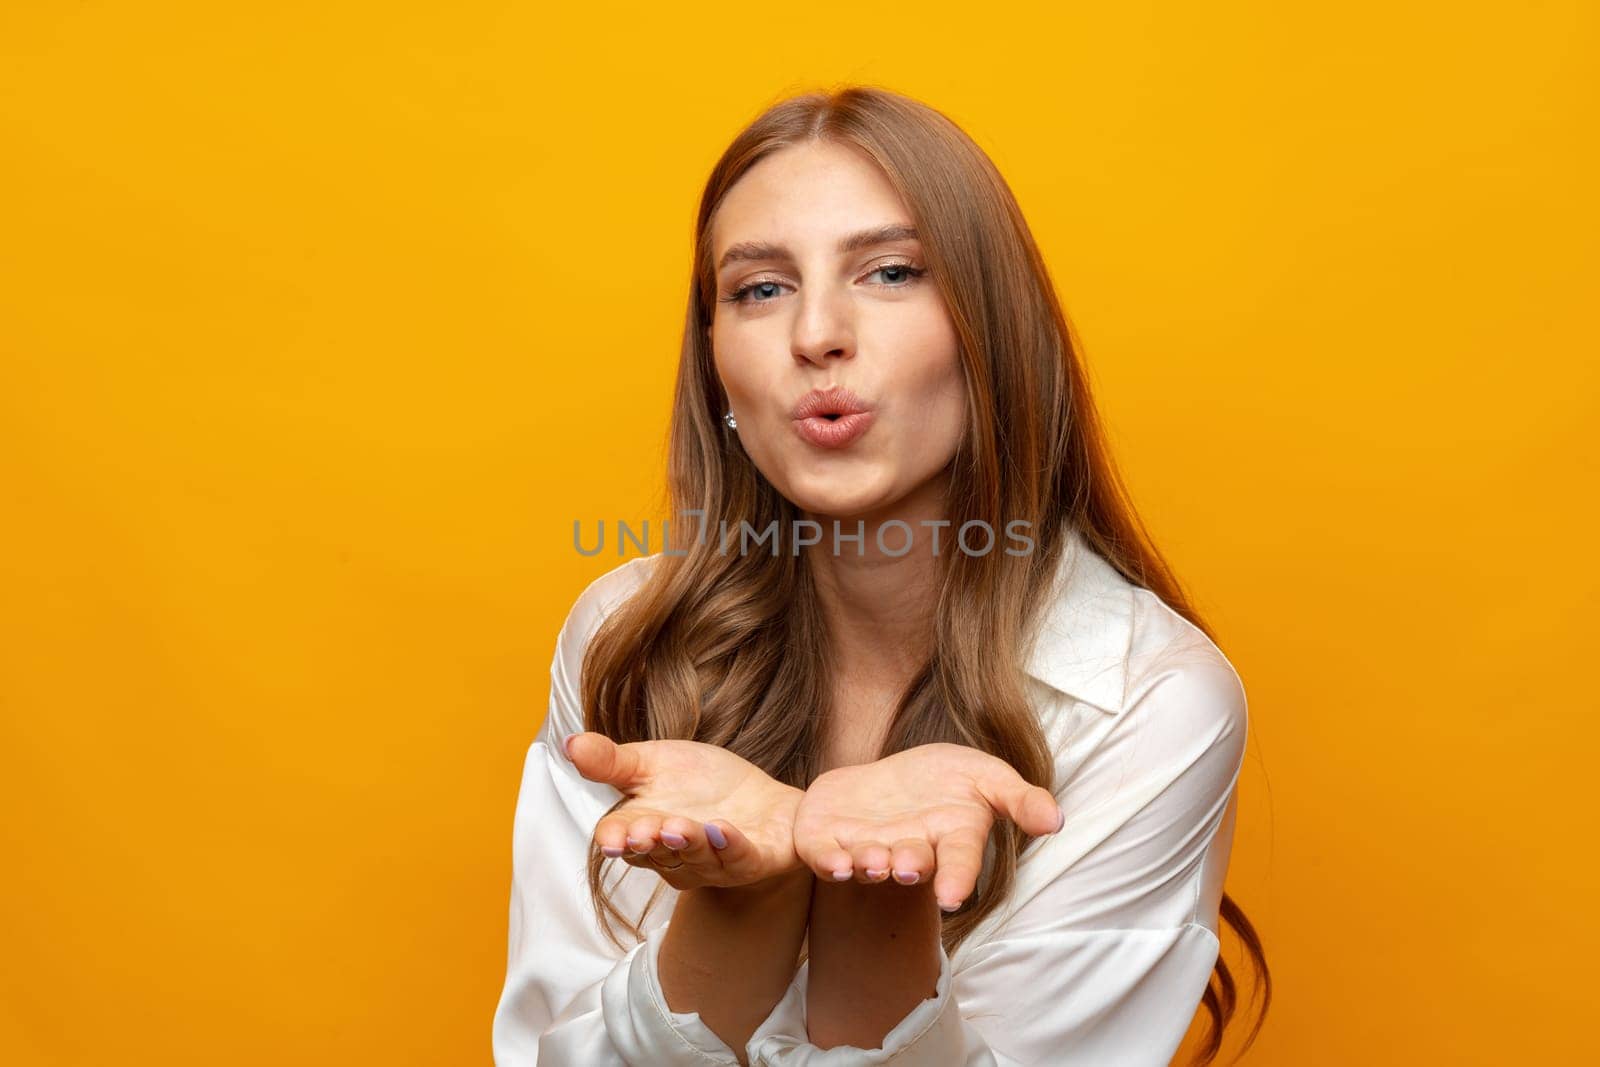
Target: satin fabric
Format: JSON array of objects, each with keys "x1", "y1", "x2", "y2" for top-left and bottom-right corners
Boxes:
[{"x1": 493, "y1": 527, "x2": 1248, "y2": 1065}]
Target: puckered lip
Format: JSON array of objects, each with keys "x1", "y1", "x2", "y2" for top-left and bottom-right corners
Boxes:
[{"x1": 790, "y1": 385, "x2": 873, "y2": 421}]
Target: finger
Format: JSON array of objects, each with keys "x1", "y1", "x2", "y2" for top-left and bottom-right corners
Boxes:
[
  {"x1": 931, "y1": 827, "x2": 987, "y2": 912},
  {"x1": 888, "y1": 838, "x2": 935, "y2": 886},
  {"x1": 594, "y1": 810, "x2": 641, "y2": 857},
  {"x1": 635, "y1": 814, "x2": 694, "y2": 869},
  {"x1": 804, "y1": 840, "x2": 855, "y2": 883},
  {"x1": 658, "y1": 815, "x2": 698, "y2": 857},
  {"x1": 973, "y1": 761, "x2": 1063, "y2": 838},
  {"x1": 567, "y1": 732, "x2": 649, "y2": 793},
  {"x1": 625, "y1": 813, "x2": 665, "y2": 855},
  {"x1": 657, "y1": 815, "x2": 723, "y2": 869},
  {"x1": 621, "y1": 848, "x2": 683, "y2": 870},
  {"x1": 850, "y1": 842, "x2": 893, "y2": 884},
  {"x1": 700, "y1": 819, "x2": 752, "y2": 874},
  {"x1": 619, "y1": 815, "x2": 707, "y2": 870}
]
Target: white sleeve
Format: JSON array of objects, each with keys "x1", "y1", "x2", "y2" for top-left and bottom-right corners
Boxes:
[
  {"x1": 493, "y1": 560, "x2": 752, "y2": 1066},
  {"x1": 738, "y1": 648, "x2": 1250, "y2": 1067}
]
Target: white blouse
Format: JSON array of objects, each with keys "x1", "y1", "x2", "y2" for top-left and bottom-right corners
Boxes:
[{"x1": 493, "y1": 528, "x2": 1249, "y2": 1066}]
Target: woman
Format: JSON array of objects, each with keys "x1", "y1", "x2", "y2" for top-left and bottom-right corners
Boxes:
[{"x1": 493, "y1": 85, "x2": 1270, "y2": 1065}]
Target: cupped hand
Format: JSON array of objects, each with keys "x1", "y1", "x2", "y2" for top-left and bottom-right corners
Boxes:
[
  {"x1": 792, "y1": 742, "x2": 1064, "y2": 911},
  {"x1": 563, "y1": 731, "x2": 806, "y2": 891}
]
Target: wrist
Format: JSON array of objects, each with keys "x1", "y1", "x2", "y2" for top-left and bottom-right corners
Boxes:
[{"x1": 705, "y1": 865, "x2": 814, "y2": 905}]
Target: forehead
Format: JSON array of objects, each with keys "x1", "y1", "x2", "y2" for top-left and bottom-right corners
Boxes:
[{"x1": 711, "y1": 141, "x2": 912, "y2": 255}]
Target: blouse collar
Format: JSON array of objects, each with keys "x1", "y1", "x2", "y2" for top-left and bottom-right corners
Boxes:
[{"x1": 1021, "y1": 526, "x2": 1138, "y2": 715}]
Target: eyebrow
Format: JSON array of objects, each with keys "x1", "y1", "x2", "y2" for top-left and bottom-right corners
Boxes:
[{"x1": 716, "y1": 223, "x2": 920, "y2": 272}]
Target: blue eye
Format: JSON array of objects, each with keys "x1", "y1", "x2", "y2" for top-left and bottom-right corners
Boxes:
[
  {"x1": 868, "y1": 264, "x2": 925, "y2": 286},
  {"x1": 723, "y1": 279, "x2": 787, "y2": 304},
  {"x1": 717, "y1": 262, "x2": 926, "y2": 306}
]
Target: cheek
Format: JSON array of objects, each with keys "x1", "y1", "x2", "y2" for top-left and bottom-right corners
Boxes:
[
  {"x1": 925, "y1": 367, "x2": 967, "y2": 458},
  {"x1": 899, "y1": 325, "x2": 966, "y2": 446},
  {"x1": 710, "y1": 322, "x2": 757, "y2": 403}
]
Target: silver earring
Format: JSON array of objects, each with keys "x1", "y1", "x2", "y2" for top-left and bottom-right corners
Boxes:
[{"x1": 722, "y1": 410, "x2": 737, "y2": 430}]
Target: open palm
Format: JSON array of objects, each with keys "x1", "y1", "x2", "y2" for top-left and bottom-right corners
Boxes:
[
  {"x1": 564, "y1": 731, "x2": 805, "y2": 891},
  {"x1": 793, "y1": 742, "x2": 1063, "y2": 911}
]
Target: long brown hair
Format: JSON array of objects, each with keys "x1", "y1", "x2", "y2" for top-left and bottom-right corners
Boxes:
[{"x1": 577, "y1": 84, "x2": 1270, "y2": 1064}]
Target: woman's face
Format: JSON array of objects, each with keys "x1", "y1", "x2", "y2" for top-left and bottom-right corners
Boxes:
[{"x1": 709, "y1": 140, "x2": 966, "y2": 525}]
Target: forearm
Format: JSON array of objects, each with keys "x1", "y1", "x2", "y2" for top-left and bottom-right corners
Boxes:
[
  {"x1": 805, "y1": 877, "x2": 942, "y2": 1049},
  {"x1": 657, "y1": 868, "x2": 815, "y2": 1064}
]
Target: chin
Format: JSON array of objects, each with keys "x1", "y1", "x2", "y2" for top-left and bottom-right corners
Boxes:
[{"x1": 784, "y1": 481, "x2": 895, "y2": 523}]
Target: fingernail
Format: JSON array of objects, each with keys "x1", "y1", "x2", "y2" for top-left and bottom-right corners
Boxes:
[
  {"x1": 939, "y1": 899, "x2": 963, "y2": 913},
  {"x1": 562, "y1": 735, "x2": 574, "y2": 760},
  {"x1": 892, "y1": 869, "x2": 919, "y2": 885},
  {"x1": 626, "y1": 836, "x2": 652, "y2": 853},
  {"x1": 865, "y1": 868, "x2": 887, "y2": 880},
  {"x1": 1055, "y1": 807, "x2": 1065, "y2": 833},
  {"x1": 601, "y1": 845, "x2": 624, "y2": 858},
  {"x1": 831, "y1": 867, "x2": 852, "y2": 881},
  {"x1": 661, "y1": 831, "x2": 687, "y2": 849},
  {"x1": 704, "y1": 823, "x2": 728, "y2": 850}
]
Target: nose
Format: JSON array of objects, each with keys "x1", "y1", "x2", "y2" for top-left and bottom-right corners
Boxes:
[{"x1": 791, "y1": 287, "x2": 855, "y2": 367}]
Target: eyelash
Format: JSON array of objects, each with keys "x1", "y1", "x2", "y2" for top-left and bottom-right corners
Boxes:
[{"x1": 718, "y1": 262, "x2": 927, "y2": 306}]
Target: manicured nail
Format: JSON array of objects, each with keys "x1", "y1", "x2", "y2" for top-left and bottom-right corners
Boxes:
[
  {"x1": 626, "y1": 836, "x2": 652, "y2": 853},
  {"x1": 1055, "y1": 807, "x2": 1065, "y2": 833},
  {"x1": 704, "y1": 823, "x2": 728, "y2": 849},
  {"x1": 892, "y1": 869, "x2": 919, "y2": 885},
  {"x1": 865, "y1": 868, "x2": 887, "y2": 880},
  {"x1": 939, "y1": 899, "x2": 963, "y2": 913},
  {"x1": 661, "y1": 831, "x2": 687, "y2": 850},
  {"x1": 831, "y1": 867, "x2": 852, "y2": 881},
  {"x1": 601, "y1": 845, "x2": 624, "y2": 857},
  {"x1": 562, "y1": 735, "x2": 575, "y2": 760}
]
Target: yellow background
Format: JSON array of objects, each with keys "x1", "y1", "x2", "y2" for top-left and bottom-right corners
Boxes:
[{"x1": 2, "y1": 3, "x2": 1594, "y2": 1063}]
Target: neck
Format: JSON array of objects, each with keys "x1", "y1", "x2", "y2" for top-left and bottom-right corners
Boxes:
[{"x1": 801, "y1": 474, "x2": 949, "y2": 688}]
